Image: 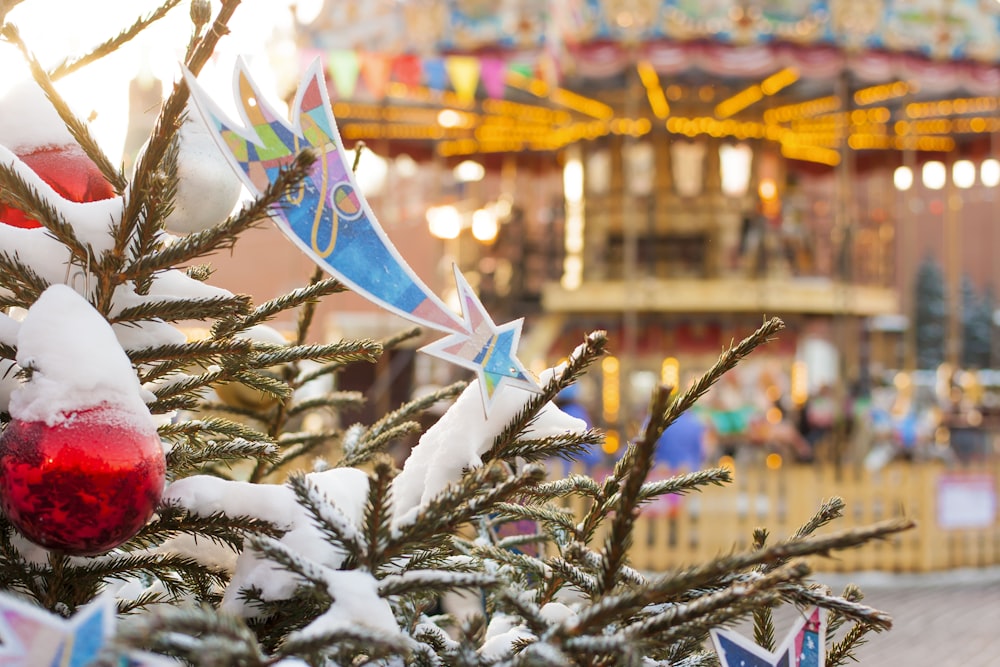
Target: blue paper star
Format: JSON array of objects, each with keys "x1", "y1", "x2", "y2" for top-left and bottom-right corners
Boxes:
[
  {"x1": 421, "y1": 266, "x2": 539, "y2": 409},
  {"x1": 711, "y1": 607, "x2": 826, "y2": 667},
  {"x1": 0, "y1": 593, "x2": 176, "y2": 667}
]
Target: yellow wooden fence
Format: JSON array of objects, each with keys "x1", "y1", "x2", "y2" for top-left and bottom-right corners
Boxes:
[{"x1": 569, "y1": 461, "x2": 1000, "y2": 573}]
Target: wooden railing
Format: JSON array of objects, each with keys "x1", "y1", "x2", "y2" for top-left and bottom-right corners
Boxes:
[{"x1": 567, "y1": 461, "x2": 1000, "y2": 573}]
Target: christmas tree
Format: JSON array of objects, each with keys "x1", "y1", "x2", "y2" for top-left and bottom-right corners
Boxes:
[{"x1": 0, "y1": 2, "x2": 911, "y2": 665}]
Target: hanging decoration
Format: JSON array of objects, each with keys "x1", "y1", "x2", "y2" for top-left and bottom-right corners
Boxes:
[
  {"x1": 711, "y1": 607, "x2": 826, "y2": 667},
  {"x1": 0, "y1": 593, "x2": 176, "y2": 666},
  {"x1": 186, "y1": 60, "x2": 539, "y2": 411}
]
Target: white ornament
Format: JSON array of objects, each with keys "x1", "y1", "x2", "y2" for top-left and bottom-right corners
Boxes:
[{"x1": 161, "y1": 107, "x2": 242, "y2": 234}]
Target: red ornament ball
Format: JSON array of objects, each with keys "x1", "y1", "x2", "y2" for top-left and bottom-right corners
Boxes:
[
  {"x1": 0, "y1": 406, "x2": 165, "y2": 556},
  {"x1": 0, "y1": 145, "x2": 116, "y2": 229}
]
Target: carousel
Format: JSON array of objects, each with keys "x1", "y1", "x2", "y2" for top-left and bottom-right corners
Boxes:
[{"x1": 280, "y1": 1, "x2": 1000, "y2": 434}]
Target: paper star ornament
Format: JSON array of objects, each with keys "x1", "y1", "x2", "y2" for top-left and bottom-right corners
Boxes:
[
  {"x1": 0, "y1": 593, "x2": 175, "y2": 666},
  {"x1": 711, "y1": 607, "x2": 826, "y2": 667}
]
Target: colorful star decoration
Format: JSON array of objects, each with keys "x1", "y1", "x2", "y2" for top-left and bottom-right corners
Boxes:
[
  {"x1": 711, "y1": 607, "x2": 826, "y2": 667},
  {"x1": 0, "y1": 593, "x2": 174, "y2": 667},
  {"x1": 186, "y1": 59, "x2": 540, "y2": 413}
]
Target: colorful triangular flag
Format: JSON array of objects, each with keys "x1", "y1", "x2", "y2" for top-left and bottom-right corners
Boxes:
[
  {"x1": 480, "y1": 56, "x2": 508, "y2": 99},
  {"x1": 445, "y1": 55, "x2": 480, "y2": 105},
  {"x1": 326, "y1": 49, "x2": 360, "y2": 99}
]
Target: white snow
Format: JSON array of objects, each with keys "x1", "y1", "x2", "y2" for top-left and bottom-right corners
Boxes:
[
  {"x1": 162, "y1": 468, "x2": 371, "y2": 618},
  {"x1": 9, "y1": 284, "x2": 155, "y2": 425},
  {"x1": 0, "y1": 78, "x2": 76, "y2": 151},
  {"x1": 390, "y1": 368, "x2": 586, "y2": 531},
  {"x1": 290, "y1": 570, "x2": 399, "y2": 640},
  {"x1": 479, "y1": 613, "x2": 536, "y2": 661}
]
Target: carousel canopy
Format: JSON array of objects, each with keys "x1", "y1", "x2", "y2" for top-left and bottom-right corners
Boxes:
[{"x1": 300, "y1": 1, "x2": 1000, "y2": 163}]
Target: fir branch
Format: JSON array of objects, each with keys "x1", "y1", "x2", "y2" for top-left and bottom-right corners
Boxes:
[
  {"x1": 545, "y1": 557, "x2": 599, "y2": 597},
  {"x1": 76, "y1": 553, "x2": 228, "y2": 598},
  {"x1": 526, "y1": 475, "x2": 603, "y2": 501},
  {"x1": 491, "y1": 502, "x2": 576, "y2": 534},
  {"x1": 247, "y1": 534, "x2": 329, "y2": 592},
  {"x1": 762, "y1": 497, "x2": 847, "y2": 575},
  {"x1": 621, "y1": 467, "x2": 732, "y2": 507},
  {"x1": 286, "y1": 474, "x2": 365, "y2": 561},
  {"x1": 121, "y1": 0, "x2": 243, "y2": 265},
  {"x1": 48, "y1": 0, "x2": 183, "y2": 81},
  {"x1": 130, "y1": 506, "x2": 283, "y2": 553},
  {"x1": 827, "y1": 584, "x2": 864, "y2": 636},
  {"x1": 115, "y1": 604, "x2": 268, "y2": 665},
  {"x1": 165, "y1": 438, "x2": 279, "y2": 477},
  {"x1": 338, "y1": 421, "x2": 420, "y2": 468},
  {"x1": 484, "y1": 331, "x2": 608, "y2": 463},
  {"x1": 285, "y1": 391, "x2": 366, "y2": 418},
  {"x1": 779, "y1": 585, "x2": 893, "y2": 631},
  {"x1": 597, "y1": 383, "x2": 672, "y2": 594},
  {"x1": 254, "y1": 340, "x2": 382, "y2": 367},
  {"x1": 1, "y1": 24, "x2": 125, "y2": 191},
  {"x1": 378, "y1": 570, "x2": 496, "y2": 598},
  {"x1": 158, "y1": 416, "x2": 269, "y2": 442},
  {"x1": 503, "y1": 430, "x2": 604, "y2": 463},
  {"x1": 391, "y1": 463, "x2": 548, "y2": 560},
  {"x1": 363, "y1": 457, "x2": 396, "y2": 571},
  {"x1": 751, "y1": 529, "x2": 776, "y2": 651},
  {"x1": 0, "y1": 251, "x2": 50, "y2": 304},
  {"x1": 0, "y1": 161, "x2": 95, "y2": 265},
  {"x1": 128, "y1": 150, "x2": 317, "y2": 279},
  {"x1": 148, "y1": 368, "x2": 225, "y2": 404},
  {"x1": 128, "y1": 337, "x2": 252, "y2": 367},
  {"x1": 279, "y1": 626, "x2": 415, "y2": 665},
  {"x1": 827, "y1": 621, "x2": 879, "y2": 667},
  {"x1": 294, "y1": 266, "x2": 328, "y2": 345},
  {"x1": 625, "y1": 563, "x2": 810, "y2": 642},
  {"x1": 574, "y1": 518, "x2": 912, "y2": 633},
  {"x1": 380, "y1": 325, "x2": 423, "y2": 351},
  {"x1": 112, "y1": 294, "x2": 252, "y2": 325},
  {"x1": 213, "y1": 272, "x2": 347, "y2": 338},
  {"x1": 358, "y1": 380, "x2": 466, "y2": 441},
  {"x1": 261, "y1": 437, "x2": 332, "y2": 478}
]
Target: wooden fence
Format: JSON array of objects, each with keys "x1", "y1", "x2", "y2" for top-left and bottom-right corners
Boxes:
[{"x1": 567, "y1": 461, "x2": 1000, "y2": 573}]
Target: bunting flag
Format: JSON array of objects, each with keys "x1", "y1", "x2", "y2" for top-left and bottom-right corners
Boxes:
[
  {"x1": 445, "y1": 55, "x2": 481, "y2": 105},
  {"x1": 422, "y1": 57, "x2": 448, "y2": 92},
  {"x1": 480, "y1": 56, "x2": 508, "y2": 98},
  {"x1": 392, "y1": 53, "x2": 423, "y2": 88},
  {"x1": 326, "y1": 49, "x2": 360, "y2": 99},
  {"x1": 186, "y1": 59, "x2": 541, "y2": 411},
  {"x1": 360, "y1": 52, "x2": 393, "y2": 100}
]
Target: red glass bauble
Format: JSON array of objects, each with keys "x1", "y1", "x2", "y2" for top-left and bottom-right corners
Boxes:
[
  {"x1": 0, "y1": 406, "x2": 165, "y2": 555},
  {"x1": 0, "y1": 145, "x2": 116, "y2": 229}
]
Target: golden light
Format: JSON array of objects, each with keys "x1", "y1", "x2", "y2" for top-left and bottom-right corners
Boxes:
[
  {"x1": 453, "y1": 159, "x2": 485, "y2": 183},
  {"x1": 893, "y1": 165, "x2": 914, "y2": 191},
  {"x1": 437, "y1": 109, "x2": 463, "y2": 128},
  {"x1": 426, "y1": 205, "x2": 461, "y2": 239},
  {"x1": 661, "y1": 357, "x2": 680, "y2": 392},
  {"x1": 790, "y1": 360, "x2": 808, "y2": 406},
  {"x1": 765, "y1": 453, "x2": 783, "y2": 470},
  {"x1": 603, "y1": 429, "x2": 621, "y2": 455},
  {"x1": 602, "y1": 355, "x2": 621, "y2": 424},
  {"x1": 981, "y1": 158, "x2": 1000, "y2": 187},
  {"x1": 471, "y1": 207, "x2": 498, "y2": 243},
  {"x1": 758, "y1": 178, "x2": 778, "y2": 201},
  {"x1": 953, "y1": 160, "x2": 976, "y2": 189},
  {"x1": 718, "y1": 455, "x2": 736, "y2": 474},
  {"x1": 922, "y1": 160, "x2": 946, "y2": 190},
  {"x1": 766, "y1": 407, "x2": 782, "y2": 424}
]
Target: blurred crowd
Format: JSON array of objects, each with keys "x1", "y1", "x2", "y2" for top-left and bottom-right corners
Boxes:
[{"x1": 555, "y1": 364, "x2": 999, "y2": 474}]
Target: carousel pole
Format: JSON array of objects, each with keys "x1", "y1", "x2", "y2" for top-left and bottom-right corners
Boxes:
[{"x1": 621, "y1": 46, "x2": 641, "y2": 430}]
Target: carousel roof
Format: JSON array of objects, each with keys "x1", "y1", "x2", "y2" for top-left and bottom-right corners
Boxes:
[{"x1": 301, "y1": 1, "x2": 1000, "y2": 163}]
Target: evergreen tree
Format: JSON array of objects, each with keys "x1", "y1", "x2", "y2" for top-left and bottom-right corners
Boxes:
[
  {"x1": 962, "y1": 277, "x2": 993, "y2": 369},
  {"x1": 914, "y1": 255, "x2": 947, "y2": 369},
  {"x1": 0, "y1": 3, "x2": 909, "y2": 665}
]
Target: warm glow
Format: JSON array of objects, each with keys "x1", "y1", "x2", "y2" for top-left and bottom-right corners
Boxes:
[
  {"x1": 563, "y1": 156, "x2": 584, "y2": 203},
  {"x1": 602, "y1": 355, "x2": 620, "y2": 424},
  {"x1": 437, "y1": 109, "x2": 462, "y2": 128},
  {"x1": 718, "y1": 455, "x2": 736, "y2": 474},
  {"x1": 766, "y1": 406, "x2": 782, "y2": 424},
  {"x1": 660, "y1": 357, "x2": 680, "y2": 392},
  {"x1": 952, "y1": 160, "x2": 976, "y2": 189},
  {"x1": 893, "y1": 165, "x2": 914, "y2": 191},
  {"x1": 345, "y1": 148, "x2": 388, "y2": 195},
  {"x1": 426, "y1": 205, "x2": 461, "y2": 239},
  {"x1": 758, "y1": 178, "x2": 778, "y2": 201},
  {"x1": 471, "y1": 207, "x2": 498, "y2": 243},
  {"x1": 603, "y1": 429, "x2": 620, "y2": 455},
  {"x1": 719, "y1": 143, "x2": 753, "y2": 197},
  {"x1": 453, "y1": 159, "x2": 485, "y2": 183},
  {"x1": 922, "y1": 161, "x2": 946, "y2": 190},
  {"x1": 765, "y1": 453, "x2": 783, "y2": 470},
  {"x1": 790, "y1": 361, "x2": 808, "y2": 406},
  {"x1": 982, "y1": 158, "x2": 1000, "y2": 187}
]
